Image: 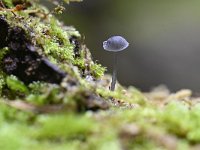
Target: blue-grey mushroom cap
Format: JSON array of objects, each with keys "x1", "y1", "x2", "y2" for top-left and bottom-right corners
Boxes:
[{"x1": 103, "y1": 36, "x2": 129, "y2": 52}]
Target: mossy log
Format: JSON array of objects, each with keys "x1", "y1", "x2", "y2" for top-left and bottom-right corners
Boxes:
[{"x1": 0, "y1": 1, "x2": 200, "y2": 150}]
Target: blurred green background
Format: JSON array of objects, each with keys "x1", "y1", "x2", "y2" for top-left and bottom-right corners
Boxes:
[{"x1": 48, "y1": 0, "x2": 200, "y2": 91}]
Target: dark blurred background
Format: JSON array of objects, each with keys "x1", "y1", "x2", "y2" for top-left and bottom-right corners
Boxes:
[{"x1": 46, "y1": 0, "x2": 200, "y2": 91}]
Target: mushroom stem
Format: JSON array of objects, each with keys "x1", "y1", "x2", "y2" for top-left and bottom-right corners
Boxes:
[{"x1": 111, "y1": 52, "x2": 117, "y2": 91}]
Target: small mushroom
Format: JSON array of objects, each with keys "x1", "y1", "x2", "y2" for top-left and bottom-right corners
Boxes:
[{"x1": 103, "y1": 36, "x2": 129, "y2": 91}]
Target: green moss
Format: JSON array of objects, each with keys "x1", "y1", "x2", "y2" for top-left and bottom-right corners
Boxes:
[
  {"x1": 6, "y1": 75, "x2": 29, "y2": 94},
  {"x1": 41, "y1": 18, "x2": 75, "y2": 62},
  {"x1": 0, "y1": 48, "x2": 9, "y2": 62},
  {"x1": 63, "y1": 0, "x2": 83, "y2": 4},
  {"x1": 2, "y1": 0, "x2": 13, "y2": 8},
  {"x1": 33, "y1": 114, "x2": 97, "y2": 140},
  {"x1": 0, "y1": 72, "x2": 6, "y2": 96},
  {"x1": 73, "y1": 58, "x2": 85, "y2": 69},
  {"x1": 157, "y1": 102, "x2": 200, "y2": 143},
  {"x1": 26, "y1": 84, "x2": 63, "y2": 105},
  {"x1": 90, "y1": 63, "x2": 106, "y2": 78},
  {"x1": 1, "y1": 0, "x2": 200, "y2": 150}
]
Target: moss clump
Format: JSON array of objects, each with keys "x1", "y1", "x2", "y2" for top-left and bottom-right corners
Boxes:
[{"x1": 6, "y1": 75, "x2": 29, "y2": 94}]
